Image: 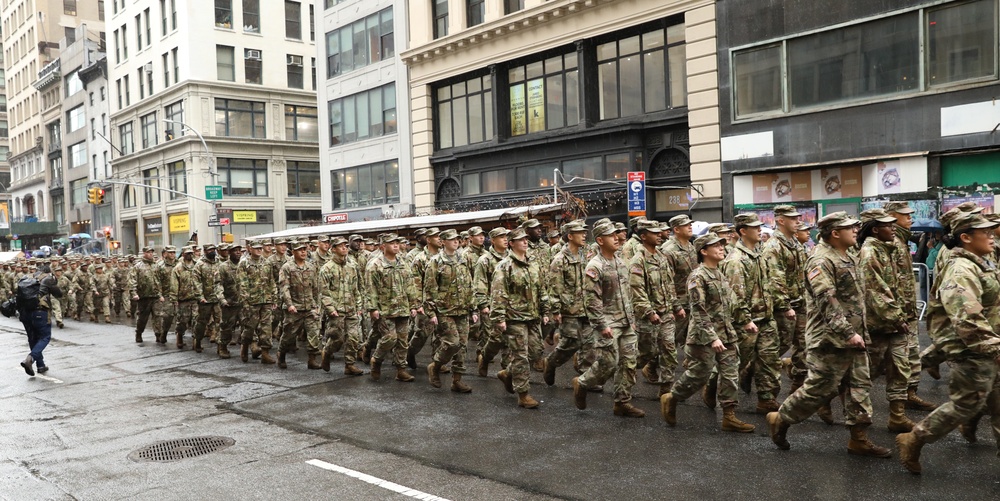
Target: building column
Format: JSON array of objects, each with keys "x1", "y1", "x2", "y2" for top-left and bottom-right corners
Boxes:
[
  {"x1": 449, "y1": 0, "x2": 468, "y2": 35},
  {"x1": 684, "y1": 3, "x2": 722, "y2": 218},
  {"x1": 411, "y1": 84, "x2": 435, "y2": 211},
  {"x1": 410, "y1": 0, "x2": 434, "y2": 47}
]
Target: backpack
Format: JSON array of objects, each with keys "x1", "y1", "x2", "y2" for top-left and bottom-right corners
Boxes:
[{"x1": 16, "y1": 275, "x2": 42, "y2": 312}]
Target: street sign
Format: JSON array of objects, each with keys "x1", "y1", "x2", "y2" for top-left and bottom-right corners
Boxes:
[
  {"x1": 208, "y1": 213, "x2": 222, "y2": 227},
  {"x1": 205, "y1": 185, "x2": 224, "y2": 200},
  {"x1": 325, "y1": 213, "x2": 348, "y2": 224},
  {"x1": 219, "y1": 217, "x2": 231, "y2": 225},
  {"x1": 627, "y1": 171, "x2": 646, "y2": 216}
]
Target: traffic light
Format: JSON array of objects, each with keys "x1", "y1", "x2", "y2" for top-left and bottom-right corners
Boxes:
[
  {"x1": 87, "y1": 188, "x2": 106, "y2": 205},
  {"x1": 96, "y1": 188, "x2": 105, "y2": 204},
  {"x1": 103, "y1": 226, "x2": 112, "y2": 240}
]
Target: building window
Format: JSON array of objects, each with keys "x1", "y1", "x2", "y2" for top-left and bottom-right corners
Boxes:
[
  {"x1": 287, "y1": 55, "x2": 304, "y2": 89},
  {"x1": 171, "y1": 0, "x2": 177, "y2": 30},
  {"x1": 99, "y1": 0, "x2": 105, "y2": 20},
  {"x1": 64, "y1": 0, "x2": 77, "y2": 15},
  {"x1": 328, "y1": 83, "x2": 396, "y2": 146},
  {"x1": 285, "y1": 105, "x2": 318, "y2": 142},
  {"x1": 69, "y1": 142, "x2": 87, "y2": 168},
  {"x1": 70, "y1": 179, "x2": 88, "y2": 207},
  {"x1": 119, "y1": 122, "x2": 134, "y2": 155},
  {"x1": 168, "y1": 160, "x2": 186, "y2": 199},
  {"x1": 433, "y1": 0, "x2": 448, "y2": 39},
  {"x1": 217, "y1": 45, "x2": 235, "y2": 81},
  {"x1": 245, "y1": 49, "x2": 262, "y2": 84},
  {"x1": 123, "y1": 186, "x2": 136, "y2": 208},
  {"x1": 309, "y1": 4, "x2": 315, "y2": 41},
  {"x1": 331, "y1": 161, "x2": 400, "y2": 208},
  {"x1": 732, "y1": 45, "x2": 782, "y2": 117},
  {"x1": 172, "y1": 48, "x2": 179, "y2": 83},
  {"x1": 90, "y1": 118, "x2": 95, "y2": 139},
  {"x1": 165, "y1": 100, "x2": 184, "y2": 138},
  {"x1": 505, "y1": 0, "x2": 524, "y2": 14},
  {"x1": 114, "y1": 30, "x2": 121, "y2": 63},
  {"x1": 67, "y1": 105, "x2": 85, "y2": 132},
  {"x1": 215, "y1": 99, "x2": 266, "y2": 138},
  {"x1": 138, "y1": 68, "x2": 146, "y2": 98},
  {"x1": 215, "y1": 0, "x2": 233, "y2": 28},
  {"x1": 927, "y1": 0, "x2": 995, "y2": 87},
  {"x1": 244, "y1": 0, "x2": 260, "y2": 33},
  {"x1": 218, "y1": 158, "x2": 268, "y2": 196},
  {"x1": 161, "y1": 0, "x2": 168, "y2": 34},
  {"x1": 141, "y1": 112, "x2": 158, "y2": 149},
  {"x1": 122, "y1": 25, "x2": 129, "y2": 59},
  {"x1": 287, "y1": 161, "x2": 320, "y2": 196},
  {"x1": 311, "y1": 57, "x2": 317, "y2": 89},
  {"x1": 467, "y1": 0, "x2": 485, "y2": 27},
  {"x1": 163, "y1": 53, "x2": 170, "y2": 87},
  {"x1": 325, "y1": 7, "x2": 393, "y2": 78},
  {"x1": 124, "y1": 75, "x2": 131, "y2": 105},
  {"x1": 285, "y1": 1, "x2": 302, "y2": 40},
  {"x1": 65, "y1": 71, "x2": 83, "y2": 96},
  {"x1": 435, "y1": 74, "x2": 493, "y2": 149},
  {"x1": 136, "y1": 14, "x2": 143, "y2": 50},
  {"x1": 144, "y1": 167, "x2": 161, "y2": 204},
  {"x1": 509, "y1": 52, "x2": 579, "y2": 136},
  {"x1": 598, "y1": 23, "x2": 685, "y2": 120},
  {"x1": 52, "y1": 194, "x2": 65, "y2": 225}
]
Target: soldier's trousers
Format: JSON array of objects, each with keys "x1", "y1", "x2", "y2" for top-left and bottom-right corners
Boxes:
[
  {"x1": 242, "y1": 304, "x2": 274, "y2": 349},
  {"x1": 673, "y1": 343, "x2": 739, "y2": 407},
  {"x1": 480, "y1": 315, "x2": 511, "y2": 369},
  {"x1": 913, "y1": 355, "x2": 1000, "y2": 447},
  {"x1": 92, "y1": 293, "x2": 111, "y2": 319},
  {"x1": 635, "y1": 316, "x2": 678, "y2": 385},
  {"x1": 778, "y1": 347, "x2": 874, "y2": 427},
  {"x1": 175, "y1": 300, "x2": 198, "y2": 339},
  {"x1": 154, "y1": 300, "x2": 176, "y2": 337},
  {"x1": 67, "y1": 290, "x2": 77, "y2": 318},
  {"x1": 271, "y1": 307, "x2": 285, "y2": 343},
  {"x1": 737, "y1": 317, "x2": 780, "y2": 400},
  {"x1": 408, "y1": 313, "x2": 439, "y2": 357},
  {"x1": 578, "y1": 324, "x2": 638, "y2": 403},
  {"x1": 867, "y1": 331, "x2": 911, "y2": 402},
  {"x1": 194, "y1": 302, "x2": 222, "y2": 345},
  {"x1": 113, "y1": 290, "x2": 126, "y2": 316},
  {"x1": 323, "y1": 312, "x2": 360, "y2": 366},
  {"x1": 374, "y1": 316, "x2": 410, "y2": 368},
  {"x1": 674, "y1": 300, "x2": 690, "y2": 346},
  {"x1": 504, "y1": 320, "x2": 540, "y2": 394},
  {"x1": 433, "y1": 314, "x2": 469, "y2": 374},
  {"x1": 906, "y1": 319, "x2": 921, "y2": 390},
  {"x1": 77, "y1": 291, "x2": 94, "y2": 318},
  {"x1": 547, "y1": 316, "x2": 596, "y2": 373},
  {"x1": 135, "y1": 297, "x2": 157, "y2": 335},
  {"x1": 221, "y1": 303, "x2": 242, "y2": 345},
  {"x1": 50, "y1": 297, "x2": 63, "y2": 324},
  {"x1": 777, "y1": 305, "x2": 807, "y2": 379},
  {"x1": 280, "y1": 309, "x2": 321, "y2": 355}
]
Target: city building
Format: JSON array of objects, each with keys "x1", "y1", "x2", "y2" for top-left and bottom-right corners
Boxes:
[
  {"x1": 317, "y1": 0, "x2": 411, "y2": 223},
  {"x1": 0, "y1": 23, "x2": 9, "y2": 249},
  {"x1": 401, "y1": 0, "x2": 724, "y2": 222},
  {"x1": 718, "y1": 0, "x2": 1000, "y2": 225},
  {"x1": 106, "y1": 0, "x2": 320, "y2": 251}
]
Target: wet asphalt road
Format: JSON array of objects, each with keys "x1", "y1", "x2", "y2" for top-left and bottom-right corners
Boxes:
[{"x1": 1, "y1": 314, "x2": 998, "y2": 500}]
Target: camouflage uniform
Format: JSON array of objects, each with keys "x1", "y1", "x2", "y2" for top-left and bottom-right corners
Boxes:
[
  {"x1": 319, "y1": 253, "x2": 363, "y2": 367},
  {"x1": 628, "y1": 241, "x2": 677, "y2": 386},
  {"x1": 171, "y1": 256, "x2": 200, "y2": 347},
  {"x1": 268, "y1": 245, "x2": 290, "y2": 342},
  {"x1": 153, "y1": 253, "x2": 178, "y2": 340},
  {"x1": 130, "y1": 254, "x2": 162, "y2": 341},
  {"x1": 661, "y1": 236, "x2": 697, "y2": 345},
  {"x1": 74, "y1": 265, "x2": 94, "y2": 320},
  {"x1": 547, "y1": 242, "x2": 597, "y2": 375},
  {"x1": 238, "y1": 250, "x2": 277, "y2": 354},
  {"x1": 278, "y1": 258, "x2": 322, "y2": 356},
  {"x1": 424, "y1": 246, "x2": 475, "y2": 376},
  {"x1": 577, "y1": 251, "x2": 637, "y2": 404},
  {"x1": 193, "y1": 253, "x2": 224, "y2": 348},
  {"x1": 407, "y1": 245, "x2": 439, "y2": 364},
  {"x1": 474, "y1": 245, "x2": 509, "y2": 368},
  {"x1": 491, "y1": 249, "x2": 546, "y2": 395},
  {"x1": 367, "y1": 252, "x2": 419, "y2": 368},
  {"x1": 891, "y1": 222, "x2": 921, "y2": 392},
  {"x1": 762, "y1": 228, "x2": 808, "y2": 381},
  {"x1": 53, "y1": 269, "x2": 71, "y2": 326},
  {"x1": 91, "y1": 266, "x2": 114, "y2": 322},
  {"x1": 113, "y1": 262, "x2": 130, "y2": 317},
  {"x1": 64, "y1": 264, "x2": 78, "y2": 317},
  {"x1": 859, "y1": 233, "x2": 910, "y2": 403},
  {"x1": 528, "y1": 236, "x2": 554, "y2": 361}
]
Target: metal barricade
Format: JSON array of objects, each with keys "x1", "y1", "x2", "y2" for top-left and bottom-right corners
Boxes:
[{"x1": 913, "y1": 262, "x2": 930, "y2": 321}]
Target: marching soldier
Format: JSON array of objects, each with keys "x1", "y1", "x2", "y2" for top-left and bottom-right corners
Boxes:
[
  {"x1": 544, "y1": 221, "x2": 597, "y2": 385},
  {"x1": 153, "y1": 246, "x2": 178, "y2": 343},
  {"x1": 628, "y1": 220, "x2": 677, "y2": 397},
  {"x1": 130, "y1": 247, "x2": 163, "y2": 343},
  {"x1": 523, "y1": 218, "x2": 552, "y2": 370},
  {"x1": 619, "y1": 216, "x2": 646, "y2": 262},
  {"x1": 113, "y1": 258, "x2": 131, "y2": 318},
  {"x1": 318, "y1": 237, "x2": 364, "y2": 375},
  {"x1": 238, "y1": 241, "x2": 278, "y2": 364},
  {"x1": 51, "y1": 264, "x2": 67, "y2": 328},
  {"x1": 170, "y1": 247, "x2": 199, "y2": 349},
  {"x1": 268, "y1": 238, "x2": 290, "y2": 347},
  {"x1": 763, "y1": 205, "x2": 808, "y2": 395},
  {"x1": 64, "y1": 259, "x2": 79, "y2": 320},
  {"x1": 407, "y1": 227, "x2": 441, "y2": 369},
  {"x1": 474, "y1": 227, "x2": 510, "y2": 376},
  {"x1": 312, "y1": 235, "x2": 333, "y2": 266},
  {"x1": 277, "y1": 240, "x2": 323, "y2": 369},
  {"x1": 193, "y1": 243, "x2": 224, "y2": 355},
  {"x1": 220, "y1": 243, "x2": 244, "y2": 353},
  {"x1": 91, "y1": 263, "x2": 114, "y2": 324},
  {"x1": 367, "y1": 234, "x2": 420, "y2": 382},
  {"x1": 661, "y1": 214, "x2": 697, "y2": 346},
  {"x1": 424, "y1": 229, "x2": 476, "y2": 393},
  {"x1": 75, "y1": 261, "x2": 94, "y2": 322}
]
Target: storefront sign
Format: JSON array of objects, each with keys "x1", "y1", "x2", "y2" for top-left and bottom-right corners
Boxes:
[
  {"x1": 745, "y1": 166, "x2": 862, "y2": 204},
  {"x1": 510, "y1": 85, "x2": 526, "y2": 136},
  {"x1": 232, "y1": 210, "x2": 257, "y2": 223},
  {"x1": 942, "y1": 195, "x2": 994, "y2": 214},
  {"x1": 627, "y1": 171, "x2": 645, "y2": 216},
  {"x1": 145, "y1": 218, "x2": 163, "y2": 234},
  {"x1": 656, "y1": 188, "x2": 691, "y2": 212},
  {"x1": 325, "y1": 213, "x2": 348, "y2": 224},
  {"x1": 168, "y1": 213, "x2": 190, "y2": 233},
  {"x1": 527, "y1": 78, "x2": 545, "y2": 133}
]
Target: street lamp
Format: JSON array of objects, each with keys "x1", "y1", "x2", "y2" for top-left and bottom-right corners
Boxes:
[{"x1": 162, "y1": 119, "x2": 216, "y2": 184}]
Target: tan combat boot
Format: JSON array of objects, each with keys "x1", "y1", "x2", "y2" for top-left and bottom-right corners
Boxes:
[
  {"x1": 240, "y1": 342, "x2": 250, "y2": 363},
  {"x1": 217, "y1": 344, "x2": 231, "y2": 359},
  {"x1": 960, "y1": 412, "x2": 983, "y2": 443},
  {"x1": 766, "y1": 412, "x2": 790, "y2": 450},
  {"x1": 344, "y1": 364, "x2": 363, "y2": 376},
  {"x1": 895, "y1": 431, "x2": 925, "y2": 474},
  {"x1": 277, "y1": 351, "x2": 287, "y2": 369},
  {"x1": 307, "y1": 354, "x2": 321, "y2": 370},
  {"x1": 847, "y1": 424, "x2": 892, "y2": 458},
  {"x1": 395, "y1": 367, "x2": 415, "y2": 382},
  {"x1": 542, "y1": 357, "x2": 556, "y2": 386},
  {"x1": 721, "y1": 406, "x2": 755, "y2": 433},
  {"x1": 477, "y1": 354, "x2": 488, "y2": 378},
  {"x1": 260, "y1": 349, "x2": 276, "y2": 365},
  {"x1": 321, "y1": 351, "x2": 331, "y2": 372},
  {"x1": 659, "y1": 393, "x2": 677, "y2": 426},
  {"x1": 756, "y1": 399, "x2": 780, "y2": 414},
  {"x1": 816, "y1": 403, "x2": 835, "y2": 425},
  {"x1": 451, "y1": 374, "x2": 472, "y2": 393},
  {"x1": 905, "y1": 388, "x2": 938, "y2": 411},
  {"x1": 702, "y1": 377, "x2": 718, "y2": 409},
  {"x1": 427, "y1": 361, "x2": 442, "y2": 388},
  {"x1": 517, "y1": 392, "x2": 539, "y2": 409},
  {"x1": 251, "y1": 342, "x2": 262, "y2": 359},
  {"x1": 176, "y1": 333, "x2": 185, "y2": 349},
  {"x1": 887, "y1": 401, "x2": 915, "y2": 433},
  {"x1": 613, "y1": 402, "x2": 646, "y2": 418},
  {"x1": 658, "y1": 383, "x2": 671, "y2": 399},
  {"x1": 572, "y1": 377, "x2": 587, "y2": 410},
  {"x1": 497, "y1": 370, "x2": 515, "y2": 394},
  {"x1": 641, "y1": 364, "x2": 657, "y2": 384},
  {"x1": 370, "y1": 357, "x2": 382, "y2": 380},
  {"x1": 193, "y1": 339, "x2": 202, "y2": 353}
]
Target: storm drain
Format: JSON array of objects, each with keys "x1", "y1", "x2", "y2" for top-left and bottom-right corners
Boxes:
[{"x1": 128, "y1": 436, "x2": 235, "y2": 463}]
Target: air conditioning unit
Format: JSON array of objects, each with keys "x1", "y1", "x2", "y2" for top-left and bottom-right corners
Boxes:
[
  {"x1": 143, "y1": 63, "x2": 153, "y2": 74},
  {"x1": 246, "y1": 49, "x2": 262, "y2": 60},
  {"x1": 287, "y1": 55, "x2": 303, "y2": 66}
]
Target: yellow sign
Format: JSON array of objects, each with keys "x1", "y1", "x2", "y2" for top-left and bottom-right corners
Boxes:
[
  {"x1": 527, "y1": 78, "x2": 545, "y2": 133},
  {"x1": 168, "y1": 213, "x2": 190, "y2": 233},
  {"x1": 232, "y1": 210, "x2": 257, "y2": 223},
  {"x1": 510, "y1": 85, "x2": 526, "y2": 136},
  {"x1": 0, "y1": 202, "x2": 8, "y2": 230}
]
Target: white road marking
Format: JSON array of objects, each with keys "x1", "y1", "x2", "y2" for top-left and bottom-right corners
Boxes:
[
  {"x1": 307, "y1": 459, "x2": 451, "y2": 501},
  {"x1": 34, "y1": 374, "x2": 64, "y2": 383}
]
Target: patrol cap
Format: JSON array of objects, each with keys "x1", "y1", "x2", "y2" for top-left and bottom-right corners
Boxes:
[
  {"x1": 951, "y1": 212, "x2": 1000, "y2": 235},
  {"x1": 629, "y1": 216, "x2": 647, "y2": 229},
  {"x1": 229, "y1": 243, "x2": 243, "y2": 250},
  {"x1": 440, "y1": 229, "x2": 459, "y2": 240},
  {"x1": 694, "y1": 234, "x2": 725, "y2": 252},
  {"x1": 488, "y1": 227, "x2": 510, "y2": 239},
  {"x1": 592, "y1": 222, "x2": 617, "y2": 237},
  {"x1": 316, "y1": 235, "x2": 330, "y2": 242},
  {"x1": 309, "y1": 239, "x2": 319, "y2": 246},
  {"x1": 635, "y1": 220, "x2": 661, "y2": 233},
  {"x1": 733, "y1": 213, "x2": 764, "y2": 228},
  {"x1": 203, "y1": 243, "x2": 217, "y2": 251},
  {"x1": 508, "y1": 227, "x2": 528, "y2": 240},
  {"x1": 546, "y1": 230, "x2": 560, "y2": 239},
  {"x1": 292, "y1": 240, "x2": 309, "y2": 250},
  {"x1": 467, "y1": 226, "x2": 484, "y2": 236},
  {"x1": 773, "y1": 205, "x2": 802, "y2": 217},
  {"x1": 95, "y1": 263, "x2": 105, "y2": 270},
  {"x1": 708, "y1": 223, "x2": 733, "y2": 234},
  {"x1": 955, "y1": 201, "x2": 984, "y2": 213},
  {"x1": 382, "y1": 233, "x2": 403, "y2": 243},
  {"x1": 817, "y1": 211, "x2": 861, "y2": 231},
  {"x1": 883, "y1": 201, "x2": 915, "y2": 215},
  {"x1": 424, "y1": 227, "x2": 441, "y2": 237},
  {"x1": 349, "y1": 234, "x2": 363, "y2": 241},
  {"x1": 669, "y1": 214, "x2": 693, "y2": 227},
  {"x1": 413, "y1": 228, "x2": 428, "y2": 237},
  {"x1": 985, "y1": 213, "x2": 1000, "y2": 223},
  {"x1": 797, "y1": 222, "x2": 814, "y2": 231},
  {"x1": 218, "y1": 243, "x2": 230, "y2": 251},
  {"x1": 330, "y1": 236, "x2": 349, "y2": 246},
  {"x1": 614, "y1": 222, "x2": 627, "y2": 232},
  {"x1": 163, "y1": 245, "x2": 177, "y2": 253},
  {"x1": 142, "y1": 245, "x2": 155, "y2": 252},
  {"x1": 521, "y1": 218, "x2": 542, "y2": 229},
  {"x1": 564, "y1": 221, "x2": 588, "y2": 233},
  {"x1": 364, "y1": 239, "x2": 376, "y2": 245},
  {"x1": 274, "y1": 238, "x2": 287, "y2": 245},
  {"x1": 860, "y1": 208, "x2": 897, "y2": 224},
  {"x1": 593, "y1": 218, "x2": 613, "y2": 228},
  {"x1": 460, "y1": 231, "x2": 470, "y2": 239}
]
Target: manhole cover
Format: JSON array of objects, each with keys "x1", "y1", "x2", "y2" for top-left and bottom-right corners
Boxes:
[{"x1": 128, "y1": 436, "x2": 235, "y2": 463}]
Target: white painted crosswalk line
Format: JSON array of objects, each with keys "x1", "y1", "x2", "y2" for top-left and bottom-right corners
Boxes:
[{"x1": 306, "y1": 459, "x2": 452, "y2": 501}]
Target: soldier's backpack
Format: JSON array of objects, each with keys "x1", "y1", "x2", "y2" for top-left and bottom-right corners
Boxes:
[{"x1": 16, "y1": 275, "x2": 42, "y2": 312}]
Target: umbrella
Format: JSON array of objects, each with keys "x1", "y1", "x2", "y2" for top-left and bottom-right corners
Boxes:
[
  {"x1": 70, "y1": 233, "x2": 92, "y2": 239},
  {"x1": 53, "y1": 237, "x2": 70, "y2": 244}
]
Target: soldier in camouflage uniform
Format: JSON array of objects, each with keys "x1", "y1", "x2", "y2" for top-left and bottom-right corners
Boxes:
[
  {"x1": 661, "y1": 234, "x2": 754, "y2": 432},
  {"x1": 544, "y1": 221, "x2": 597, "y2": 386},
  {"x1": 268, "y1": 238, "x2": 290, "y2": 345},
  {"x1": 348, "y1": 234, "x2": 375, "y2": 362},
  {"x1": 407, "y1": 227, "x2": 441, "y2": 369},
  {"x1": 238, "y1": 241, "x2": 278, "y2": 364},
  {"x1": 627, "y1": 220, "x2": 676, "y2": 398},
  {"x1": 193, "y1": 243, "x2": 224, "y2": 355},
  {"x1": 425, "y1": 229, "x2": 476, "y2": 393},
  {"x1": 767, "y1": 212, "x2": 891, "y2": 458},
  {"x1": 367, "y1": 234, "x2": 420, "y2": 382},
  {"x1": 130, "y1": 246, "x2": 164, "y2": 343},
  {"x1": 171, "y1": 247, "x2": 199, "y2": 349},
  {"x1": 708, "y1": 223, "x2": 736, "y2": 256},
  {"x1": 220, "y1": 243, "x2": 244, "y2": 354},
  {"x1": 91, "y1": 263, "x2": 114, "y2": 323},
  {"x1": 661, "y1": 214, "x2": 696, "y2": 346},
  {"x1": 74, "y1": 261, "x2": 94, "y2": 322},
  {"x1": 153, "y1": 246, "x2": 178, "y2": 343},
  {"x1": 51, "y1": 264, "x2": 67, "y2": 328},
  {"x1": 474, "y1": 227, "x2": 510, "y2": 376},
  {"x1": 762, "y1": 205, "x2": 808, "y2": 391},
  {"x1": 318, "y1": 237, "x2": 364, "y2": 375},
  {"x1": 571, "y1": 222, "x2": 642, "y2": 418},
  {"x1": 64, "y1": 260, "x2": 78, "y2": 319},
  {"x1": 721, "y1": 213, "x2": 780, "y2": 413},
  {"x1": 619, "y1": 216, "x2": 646, "y2": 262},
  {"x1": 462, "y1": 226, "x2": 487, "y2": 348},
  {"x1": 113, "y1": 258, "x2": 131, "y2": 318},
  {"x1": 312, "y1": 235, "x2": 333, "y2": 266},
  {"x1": 896, "y1": 212, "x2": 1000, "y2": 474},
  {"x1": 493, "y1": 227, "x2": 548, "y2": 409},
  {"x1": 524, "y1": 219, "x2": 553, "y2": 369},
  {"x1": 278, "y1": 240, "x2": 323, "y2": 369}
]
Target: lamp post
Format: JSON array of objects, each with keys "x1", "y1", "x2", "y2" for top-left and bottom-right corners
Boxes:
[{"x1": 162, "y1": 119, "x2": 216, "y2": 184}]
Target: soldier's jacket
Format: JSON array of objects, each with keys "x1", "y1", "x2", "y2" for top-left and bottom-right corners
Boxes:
[
  {"x1": 366, "y1": 255, "x2": 418, "y2": 317},
  {"x1": 660, "y1": 237, "x2": 698, "y2": 313},
  {"x1": 550, "y1": 241, "x2": 564, "y2": 255},
  {"x1": 424, "y1": 251, "x2": 474, "y2": 317},
  {"x1": 91, "y1": 272, "x2": 114, "y2": 294},
  {"x1": 238, "y1": 255, "x2": 277, "y2": 305},
  {"x1": 628, "y1": 245, "x2": 675, "y2": 320},
  {"x1": 220, "y1": 259, "x2": 241, "y2": 304},
  {"x1": 74, "y1": 269, "x2": 93, "y2": 294},
  {"x1": 172, "y1": 259, "x2": 201, "y2": 302},
  {"x1": 720, "y1": 240, "x2": 772, "y2": 328},
  {"x1": 113, "y1": 266, "x2": 129, "y2": 291},
  {"x1": 528, "y1": 240, "x2": 552, "y2": 271},
  {"x1": 193, "y1": 257, "x2": 224, "y2": 304},
  {"x1": 891, "y1": 225, "x2": 918, "y2": 320},
  {"x1": 405, "y1": 244, "x2": 425, "y2": 263},
  {"x1": 859, "y1": 237, "x2": 906, "y2": 335},
  {"x1": 620, "y1": 234, "x2": 642, "y2": 262},
  {"x1": 129, "y1": 258, "x2": 161, "y2": 298},
  {"x1": 687, "y1": 265, "x2": 738, "y2": 345},
  {"x1": 461, "y1": 244, "x2": 486, "y2": 270},
  {"x1": 584, "y1": 253, "x2": 633, "y2": 331},
  {"x1": 803, "y1": 241, "x2": 868, "y2": 351},
  {"x1": 473, "y1": 247, "x2": 506, "y2": 312},
  {"x1": 491, "y1": 251, "x2": 546, "y2": 324},
  {"x1": 267, "y1": 253, "x2": 289, "y2": 304},
  {"x1": 931, "y1": 248, "x2": 1000, "y2": 359},
  {"x1": 409, "y1": 247, "x2": 439, "y2": 301},
  {"x1": 312, "y1": 249, "x2": 333, "y2": 268},
  {"x1": 279, "y1": 259, "x2": 321, "y2": 310},
  {"x1": 993, "y1": 236, "x2": 1000, "y2": 265},
  {"x1": 56, "y1": 274, "x2": 72, "y2": 299},
  {"x1": 762, "y1": 230, "x2": 806, "y2": 312},
  {"x1": 349, "y1": 248, "x2": 371, "y2": 277},
  {"x1": 549, "y1": 245, "x2": 589, "y2": 317},
  {"x1": 319, "y1": 255, "x2": 362, "y2": 315},
  {"x1": 155, "y1": 258, "x2": 176, "y2": 299}
]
